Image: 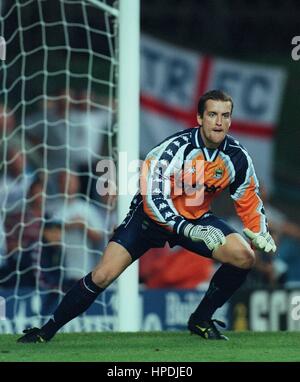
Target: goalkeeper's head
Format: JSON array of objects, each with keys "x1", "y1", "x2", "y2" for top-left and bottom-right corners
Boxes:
[
  {"x1": 196, "y1": 89, "x2": 233, "y2": 149},
  {"x1": 197, "y1": 89, "x2": 234, "y2": 118}
]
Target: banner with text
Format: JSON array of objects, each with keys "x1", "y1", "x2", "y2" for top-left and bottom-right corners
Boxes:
[{"x1": 140, "y1": 35, "x2": 286, "y2": 191}]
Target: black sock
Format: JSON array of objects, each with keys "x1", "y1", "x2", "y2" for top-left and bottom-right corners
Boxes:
[
  {"x1": 42, "y1": 272, "x2": 104, "y2": 339},
  {"x1": 193, "y1": 264, "x2": 250, "y2": 321}
]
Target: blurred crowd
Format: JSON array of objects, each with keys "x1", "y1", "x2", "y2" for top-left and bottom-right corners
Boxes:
[
  {"x1": 1, "y1": 91, "x2": 300, "y2": 292},
  {"x1": 225, "y1": 184, "x2": 300, "y2": 290},
  {"x1": 0, "y1": 89, "x2": 117, "y2": 291}
]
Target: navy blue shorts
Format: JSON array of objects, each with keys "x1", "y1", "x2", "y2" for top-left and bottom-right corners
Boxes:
[{"x1": 110, "y1": 202, "x2": 237, "y2": 262}]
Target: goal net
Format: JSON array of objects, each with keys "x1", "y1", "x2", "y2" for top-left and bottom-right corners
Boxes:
[{"x1": 0, "y1": 0, "x2": 138, "y2": 334}]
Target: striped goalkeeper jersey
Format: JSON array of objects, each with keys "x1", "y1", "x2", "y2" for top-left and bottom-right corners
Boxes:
[{"x1": 139, "y1": 127, "x2": 267, "y2": 236}]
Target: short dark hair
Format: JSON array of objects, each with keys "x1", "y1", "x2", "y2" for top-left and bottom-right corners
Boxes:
[{"x1": 197, "y1": 89, "x2": 234, "y2": 117}]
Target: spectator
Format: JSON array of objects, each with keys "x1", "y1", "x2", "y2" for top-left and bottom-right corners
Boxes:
[
  {"x1": 48, "y1": 170, "x2": 104, "y2": 288},
  {"x1": 0, "y1": 105, "x2": 12, "y2": 262},
  {"x1": 24, "y1": 89, "x2": 76, "y2": 195},
  {"x1": 25, "y1": 89, "x2": 112, "y2": 199},
  {"x1": 259, "y1": 185, "x2": 300, "y2": 288},
  {"x1": 0, "y1": 177, "x2": 60, "y2": 287},
  {"x1": 0, "y1": 103, "x2": 15, "y2": 136},
  {"x1": 69, "y1": 90, "x2": 112, "y2": 199},
  {"x1": 0, "y1": 148, "x2": 35, "y2": 213}
]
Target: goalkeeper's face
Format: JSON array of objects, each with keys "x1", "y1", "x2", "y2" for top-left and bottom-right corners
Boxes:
[{"x1": 197, "y1": 99, "x2": 232, "y2": 149}]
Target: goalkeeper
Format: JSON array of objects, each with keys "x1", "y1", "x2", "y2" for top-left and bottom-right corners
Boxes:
[{"x1": 17, "y1": 89, "x2": 276, "y2": 342}]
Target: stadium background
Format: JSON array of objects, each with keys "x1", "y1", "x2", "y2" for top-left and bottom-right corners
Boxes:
[
  {"x1": 0, "y1": 0, "x2": 300, "y2": 334},
  {"x1": 3, "y1": 0, "x2": 300, "y2": 211}
]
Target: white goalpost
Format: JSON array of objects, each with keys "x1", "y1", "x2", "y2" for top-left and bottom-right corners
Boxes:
[
  {"x1": 88, "y1": 0, "x2": 140, "y2": 332},
  {"x1": 0, "y1": 0, "x2": 140, "y2": 333},
  {"x1": 116, "y1": 0, "x2": 140, "y2": 332}
]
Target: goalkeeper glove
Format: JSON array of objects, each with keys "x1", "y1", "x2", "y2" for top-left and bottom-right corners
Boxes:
[
  {"x1": 183, "y1": 223, "x2": 226, "y2": 251},
  {"x1": 243, "y1": 228, "x2": 277, "y2": 253}
]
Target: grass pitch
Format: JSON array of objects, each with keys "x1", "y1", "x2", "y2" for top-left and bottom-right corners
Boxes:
[{"x1": 1, "y1": 331, "x2": 299, "y2": 362}]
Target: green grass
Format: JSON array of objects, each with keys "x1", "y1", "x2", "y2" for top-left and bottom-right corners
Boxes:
[{"x1": 1, "y1": 331, "x2": 300, "y2": 362}]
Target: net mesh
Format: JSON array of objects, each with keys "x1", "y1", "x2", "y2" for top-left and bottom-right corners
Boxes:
[{"x1": 0, "y1": 0, "x2": 119, "y2": 333}]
